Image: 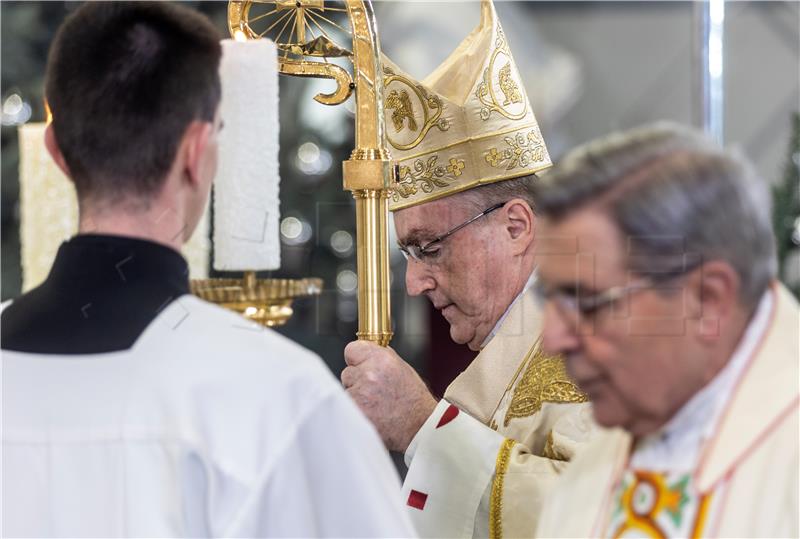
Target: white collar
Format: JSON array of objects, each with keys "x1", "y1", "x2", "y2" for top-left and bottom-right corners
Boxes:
[
  {"x1": 479, "y1": 272, "x2": 537, "y2": 349},
  {"x1": 630, "y1": 289, "x2": 774, "y2": 470}
]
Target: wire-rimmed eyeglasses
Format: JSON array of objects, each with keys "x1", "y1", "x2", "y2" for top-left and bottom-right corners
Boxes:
[
  {"x1": 532, "y1": 260, "x2": 702, "y2": 322},
  {"x1": 397, "y1": 202, "x2": 507, "y2": 263},
  {"x1": 532, "y1": 277, "x2": 655, "y2": 318}
]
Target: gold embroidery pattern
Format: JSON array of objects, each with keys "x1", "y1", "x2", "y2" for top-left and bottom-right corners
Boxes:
[
  {"x1": 384, "y1": 66, "x2": 450, "y2": 151},
  {"x1": 391, "y1": 155, "x2": 466, "y2": 202},
  {"x1": 498, "y1": 63, "x2": 522, "y2": 106},
  {"x1": 489, "y1": 439, "x2": 517, "y2": 539},
  {"x1": 486, "y1": 129, "x2": 547, "y2": 171},
  {"x1": 503, "y1": 347, "x2": 588, "y2": 427},
  {"x1": 386, "y1": 89, "x2": 418, "y2": 132},
  {"x1": 475, "y1": 26, "x2": 528, "y2": 121},
  {"x1": 542, "y1": 431, "x2": 568, "y2": 462}
]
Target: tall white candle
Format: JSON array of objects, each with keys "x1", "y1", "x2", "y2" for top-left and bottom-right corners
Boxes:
[{"x1": 213, "y1": 38, "x2": 281, "y2": 271}]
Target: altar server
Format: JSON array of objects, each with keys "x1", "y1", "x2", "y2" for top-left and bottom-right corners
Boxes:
[{"x1": 1, "y1": 3, "x2": 414, "y2": 537}]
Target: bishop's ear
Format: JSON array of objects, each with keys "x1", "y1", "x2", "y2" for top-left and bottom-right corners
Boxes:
[
  {"x1": 504, "y1": 198, "x2": 536, "y2": 254},
  {"x1": 44, "y1": 123, "x2": 72, "y2": 181}
]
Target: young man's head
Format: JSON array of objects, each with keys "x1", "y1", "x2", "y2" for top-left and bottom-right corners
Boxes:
[
  {"x1": 531, "y1": 122, "x2": 777, "y2": 437},
  {"x1": 44, "y1": 1, "x2": 222, "y2": 243}
]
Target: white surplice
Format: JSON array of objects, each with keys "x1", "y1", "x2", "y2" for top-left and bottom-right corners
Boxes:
[{"x1": 2, "y1": 296, "x2": 416, "y2": 538}]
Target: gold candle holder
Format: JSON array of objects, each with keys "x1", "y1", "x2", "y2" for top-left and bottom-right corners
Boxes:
[{"x1": 191, "y1": 272, "x2": 322, "y2": 327}]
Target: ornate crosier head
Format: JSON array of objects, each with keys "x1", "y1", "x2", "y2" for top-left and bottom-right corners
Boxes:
[{"x1": 384, "y1": 0, "x2": 552, "y2": 211}]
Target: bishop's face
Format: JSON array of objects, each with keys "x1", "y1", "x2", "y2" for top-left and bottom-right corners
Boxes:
[
  {"x1": 537, "y1": 208, "x2": 709, "y2": 437},
  {"x1": 393, "y1": 196, "x2": 519, "y2": 351}
]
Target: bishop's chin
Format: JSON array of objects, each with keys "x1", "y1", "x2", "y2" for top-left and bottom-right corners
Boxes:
[
  {"x1": 448, "y1": 324, "x2": 486, "y2": 352},
  {"x1": 448, "y1": 323, "x2": 472, "y2": 346}
]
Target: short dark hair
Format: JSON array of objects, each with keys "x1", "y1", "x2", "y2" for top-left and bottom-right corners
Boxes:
[{"x1": 45, "y1": 1, "x2": 222, "y2": 203}]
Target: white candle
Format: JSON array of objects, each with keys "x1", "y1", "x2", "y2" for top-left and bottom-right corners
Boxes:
[{"x1": 213, "y1": 38, "x2": 281, "y2": 271}]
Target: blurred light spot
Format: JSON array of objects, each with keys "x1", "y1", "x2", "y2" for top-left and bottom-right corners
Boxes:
[
  {"x1": 281, "y1": 217, "x2": 302, "y2": 240},
  {"x1": 294, "y1": 141, "x2": 333, "y2": 176},
  {"x1": 2, "y1": 93, "x2": 32, "y2": 126},
  {"x1": 244, "y1": 306, "x2": 258, "y2": 316},
  {"x1": 336, "y1": 270, "x2": 358, "y2": 293},
  {"x1": 330, "y1": 230, "x2": 353, "y2": 256},
  {"x1": 3, "y1": 94, "x2": 23, "y2": 116},
  {"x1": 298, "y1": 142, "x2": 320, "y2": 164},
  {"x1": 234, "y1": 29, "x2": 248, "y2": 42},
  {"x1": 281, "y1": 216, "x2": 312, "y2": 246}
]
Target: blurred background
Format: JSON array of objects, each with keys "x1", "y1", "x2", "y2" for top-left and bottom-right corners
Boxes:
[{"x1": 2, "y1": 1, "x2": 799, "y2": 402}]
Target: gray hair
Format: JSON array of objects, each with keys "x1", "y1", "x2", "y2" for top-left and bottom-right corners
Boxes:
[
  {"x1": 456, "y1": 173, "x2": 539, "y2": 213},
  {"x1": 531, "y1": 122, "x2": 777, "y2": 308}
]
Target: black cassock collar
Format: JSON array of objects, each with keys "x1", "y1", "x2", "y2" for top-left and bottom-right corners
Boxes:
[{"x1": 2, "y1": 234, "x2": 190, "y2": 354}]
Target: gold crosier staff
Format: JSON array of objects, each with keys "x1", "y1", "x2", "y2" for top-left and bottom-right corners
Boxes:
[{"x1": 227, "y1": 1, "x2": 394, "y2": 346}]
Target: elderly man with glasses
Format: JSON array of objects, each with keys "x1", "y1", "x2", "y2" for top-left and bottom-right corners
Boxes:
[
  {"x1": 533, "y1": 122, "x2": 798, "y2": 538},
  {"x1": 341, "y1": 2, "x2": 594, "y2": 537}
]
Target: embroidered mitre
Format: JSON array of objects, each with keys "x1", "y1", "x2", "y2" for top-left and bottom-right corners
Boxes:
[{"x1": 384, "y1": 0, "x2": 552, "y2": 211}]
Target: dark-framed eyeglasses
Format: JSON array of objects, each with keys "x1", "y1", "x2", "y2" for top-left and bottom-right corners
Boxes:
[{"x1": 397, "y1": 201, "x2": 507, "y2": 263}]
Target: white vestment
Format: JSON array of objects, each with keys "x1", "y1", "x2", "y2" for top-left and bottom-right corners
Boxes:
[
  {"x1": 402, "y1": 284, "x2": 594, "y2": 538},
  {"x1": 2, "y1": 296, "x2": 416, "y2": 538},
  {"x1": 536, "y1": 283, "x2": 799, "y2": 539}
]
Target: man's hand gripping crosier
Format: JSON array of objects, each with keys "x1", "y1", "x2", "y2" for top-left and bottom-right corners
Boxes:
[{"x1": 342, "y1": 340, "x2": 437, "y2": 452}]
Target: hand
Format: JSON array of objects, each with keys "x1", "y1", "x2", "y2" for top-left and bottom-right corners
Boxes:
[{"x1": 342, "y1": 340, "x2": 438, "y2": 452}]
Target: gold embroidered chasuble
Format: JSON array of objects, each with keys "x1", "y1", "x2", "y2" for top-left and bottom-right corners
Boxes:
[
  {"x1": 535, "y1": 283, "x2": 800, "y2": 539},
  {"x1": 401, "y1": 288, "x2": 592, "y2": 538}
]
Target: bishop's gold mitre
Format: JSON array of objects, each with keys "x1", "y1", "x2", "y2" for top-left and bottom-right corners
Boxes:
[{"x1": 384, "y1": 0, "x2": 552, "y2": 211}]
